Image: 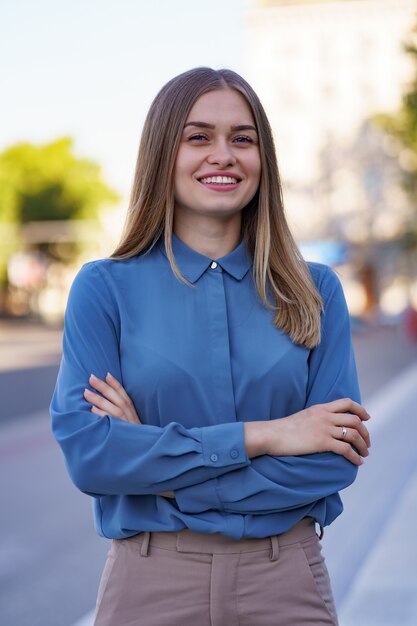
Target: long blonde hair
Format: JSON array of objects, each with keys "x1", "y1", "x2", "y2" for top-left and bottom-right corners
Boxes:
[{"x1": 112, "y1": 67, "x2": 323, "y2": 348}]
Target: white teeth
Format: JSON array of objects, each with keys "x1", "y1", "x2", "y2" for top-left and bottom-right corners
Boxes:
[{"x1": 200, "y1": 176, "x2": 238, "y2": 184}]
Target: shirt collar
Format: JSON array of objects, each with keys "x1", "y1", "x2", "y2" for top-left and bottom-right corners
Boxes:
[{"x1": 158, "y1": 233, "x2": 252, "y2": 284}]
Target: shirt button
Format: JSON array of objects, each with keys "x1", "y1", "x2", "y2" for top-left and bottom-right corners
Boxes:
[
  {"x1": 210, "y1": 261, "x2": 218, "y2": 269},
  {"x1": 230, "y1": 449, "x2": 239, "y2": 459},
  {"x1": 210, "y1": 453, "x2": 218, "y2": 462}
]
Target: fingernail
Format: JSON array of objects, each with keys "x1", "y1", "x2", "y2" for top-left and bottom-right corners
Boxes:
[
  {"x1": 106, "y1": 372, "x2": 112, "y2": 378},
  {"x1": 84, "y1": 388, "x2": 91, "y2": 395},
  {"x1": 90, "y1": 373, "x2": 97, "y2": 380}
]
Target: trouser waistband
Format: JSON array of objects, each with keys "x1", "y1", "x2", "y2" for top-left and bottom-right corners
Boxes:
[{"x1": 124, "y1": 517, "x2": 318, "y2": 562}]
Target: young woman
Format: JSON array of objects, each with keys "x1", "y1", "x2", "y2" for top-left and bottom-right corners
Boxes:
[{"x1": 51, "y1": 67, "x2": 370, "y2": 626}]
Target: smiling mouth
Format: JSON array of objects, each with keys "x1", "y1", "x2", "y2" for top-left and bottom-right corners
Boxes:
[{"x1": 198, "y1": 175, "x2": 241, "y2": 185}]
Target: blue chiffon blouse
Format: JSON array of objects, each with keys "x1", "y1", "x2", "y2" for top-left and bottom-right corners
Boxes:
[{"x1": 51, "y1": 234, "x2": 360, "y2": 539}]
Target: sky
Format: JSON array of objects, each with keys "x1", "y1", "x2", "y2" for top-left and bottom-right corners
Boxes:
[{"x1": 1, "y1": 0, "x2": 250, "y2": 197}]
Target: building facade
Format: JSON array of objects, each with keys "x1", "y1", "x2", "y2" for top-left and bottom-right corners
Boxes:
[
  {"x1": 244, "y1": 0, "x2": 415, "y2": 238},
  {"x1": 244, "y1": 0, "x2": 416, "y2": 314}
]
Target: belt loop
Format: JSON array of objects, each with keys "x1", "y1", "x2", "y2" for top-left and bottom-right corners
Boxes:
[
  {"x1": 270, "y1": 535, "x2": 279, "y2": 561},
  {"x1": 140, "y1": 532, "x2": 151, "y2": 557}
]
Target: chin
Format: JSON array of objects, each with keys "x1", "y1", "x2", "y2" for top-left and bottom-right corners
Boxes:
[{"x1": 203, "y1": 207, "x2": 243, "y2": 218}]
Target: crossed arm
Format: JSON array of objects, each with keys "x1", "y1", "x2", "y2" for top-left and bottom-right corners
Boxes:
[
  {"x1": 54, "y1": 261, "x2": 370, "y2": 514},
  {"x1": 85, "y1": 373, "x2": 370, "y2": 466},
  {"x1": 84, "y1": 371, "x2": 371, "y2": 509}
]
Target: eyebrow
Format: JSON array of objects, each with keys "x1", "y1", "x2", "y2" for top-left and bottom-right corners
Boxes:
[{"x1": 184, "y1": 121, "x2": 257, "y2": 132}]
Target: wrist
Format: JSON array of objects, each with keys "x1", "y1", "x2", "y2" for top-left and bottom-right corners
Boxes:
[{"x1": 244, "y1": 421, "x2": 269, "y2": 458}]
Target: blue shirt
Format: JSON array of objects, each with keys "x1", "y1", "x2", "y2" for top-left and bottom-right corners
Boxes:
[{"x1": 51, "y1": 234, "x2": 360, "y2": 540}]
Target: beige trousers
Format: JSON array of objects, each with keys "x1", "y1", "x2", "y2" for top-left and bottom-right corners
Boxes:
[{"x1": 94, "y1": 517, "x2": 338, "y2": 626}]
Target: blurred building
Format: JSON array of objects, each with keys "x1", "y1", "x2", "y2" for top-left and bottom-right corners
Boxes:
[{"x1": 244, "y1": 0, "x2": 416, "y2": 315}]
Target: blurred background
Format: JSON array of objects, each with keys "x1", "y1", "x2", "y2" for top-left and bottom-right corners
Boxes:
[{"x1": 1, "y1": 1, "x2": 417, "y2": 625}]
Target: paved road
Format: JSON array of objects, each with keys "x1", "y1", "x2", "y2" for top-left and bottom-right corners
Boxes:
[
  {"x1": 0, "y1": 321, "x2": 107, "y2": 626},
  {"x1": 0, "y1": 411, "x2": 108, "y2": 626},
  {"x1": 0, "y1": 320, "x2": 416, "y2": 626},
  {"x1": 0, "y1": 320, "x2": 61, "y2": 421}
]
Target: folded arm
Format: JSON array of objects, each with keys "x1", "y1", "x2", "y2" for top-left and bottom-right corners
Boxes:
[
  {"x1": 50, "y1": 262, "x2": 250, "y2": 497},
  {"x1": 174, "y1": 266, "x2": 369, "y2": 515}
]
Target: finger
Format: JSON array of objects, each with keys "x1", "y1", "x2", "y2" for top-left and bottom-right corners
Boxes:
[
  {"x1": 332, "y1": 440, "x2": 364, "y2": 466},
  {"x1": 332, "y1": 425, "x2": 369, "y2": 457},
  {"x1": 89, "y1": 374, "x2": 126, "y2": 409},
  {"x1": 91, "y1": 405, "x2": 130, "y2": 423},
  {"x1": 91, "y1": 406, "x2": 108, "y2": 417},
  {"x1": 84, "y1": 388, "x2": 123, "y2": 418},
  {"x1": 334, "y1": 420, "x2": 369, "y2": 454},
  {"x1": 90, "y1": 373, "x2": 137, "y2": 421},
  {"x1": 89, "y1": 374, "x2": 135, "y2": 421},
  {"x1": 90, "y1": 400, "x2": 134, "y2": 424},
  {"x1": 157, "y1": 491, "x2": 175, "y2": 498},
  {"x1": 105, "y1": 373, "x2": 133, "y2": 406},
  {"x1": 106, "y1": 372, "x2": 142, "y2": 425},
  {"x1": 336, "y1": 413, "x2": 371, "y2": 448},
  {"x1": 325, "y1": 398, "x2": 370, "y2": 422},
  {"x1": 88, "y1": 374, "x2": 141, "y2": 425},
  {"x1": 335, "y1": 413, "x2": 371, "y2": 448}
]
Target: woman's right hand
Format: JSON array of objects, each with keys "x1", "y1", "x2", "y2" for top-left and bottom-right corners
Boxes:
[
  {"x1": 244, "y1": 398, "x2": 371, "y2": 466},
  {"x1": 84, "y1": 372, "x2": 141, "y2": 425}
]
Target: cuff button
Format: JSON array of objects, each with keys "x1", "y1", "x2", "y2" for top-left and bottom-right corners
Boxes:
[
  {"x1": 210, "y1": 453, "x2": 218, "y2": 463},
  {"x1": 230, "y1": 449, "x2": 239, "y2": 459}
]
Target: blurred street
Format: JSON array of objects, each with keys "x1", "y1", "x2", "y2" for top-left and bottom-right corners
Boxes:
[
  {"x1": 1, "y1": 320, "x2": 417, "y2": 626},
  {"x1": 1, "y1": 1, "x2": 417, "y2": 625}
]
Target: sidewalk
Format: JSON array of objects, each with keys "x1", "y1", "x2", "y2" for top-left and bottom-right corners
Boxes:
[
  {"x1": 322, "y1": 360, "x2": 417, "y2": 625},
  {"x1": 339, "y1": 467, "x2": 417, "y2": 625}
]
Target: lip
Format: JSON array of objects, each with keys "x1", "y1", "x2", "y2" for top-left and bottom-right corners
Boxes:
[
  {"x1": 196, "y1": 171, "x2": 242, "y2": 192},
  {"x1": 197, "y1": 171, "x2": 242, "y2": 182}
]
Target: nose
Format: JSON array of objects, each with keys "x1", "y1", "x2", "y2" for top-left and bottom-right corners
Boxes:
[{"x1": 207, "y1": 138, "x2": 236, "y2": 167}]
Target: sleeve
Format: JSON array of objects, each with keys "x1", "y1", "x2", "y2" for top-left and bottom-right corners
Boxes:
[
  {"x1": 50, "y1": 262, "x2": 249, "y2": 497},
  {"x1": 174, "y1": 266, "x2": 361, "y2": 515}
]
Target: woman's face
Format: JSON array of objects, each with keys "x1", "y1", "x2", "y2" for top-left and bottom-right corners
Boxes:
[{"x1": 173, "y1": 88, "x2": 261, "y2": 223}]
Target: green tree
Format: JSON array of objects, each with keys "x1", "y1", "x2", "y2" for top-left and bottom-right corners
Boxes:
[
  {"x1": 373, "y1": 26, "x2": 417, "y2": 247},
  {"x1": 0, "y1": 136, "x2": 120, "y2": 224},
  {"x1": 0, "y1": 136, "x2": 120, "y2": 287}
]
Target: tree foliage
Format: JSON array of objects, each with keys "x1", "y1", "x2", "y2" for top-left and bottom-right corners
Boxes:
[
  {"x1": 373, "y1": 27, "x2": 417, "y2": 204},
  {"x1": 0, "y1": 137, "x2": 120, "y2": 224}
]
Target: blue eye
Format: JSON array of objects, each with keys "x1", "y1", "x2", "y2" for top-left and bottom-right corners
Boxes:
[
  {"x1": 189, "y1": 134, "x2": 208, "y2": 141},
  {"x1": 234, "y1": 136, "x2": 253, "y2": 143}
]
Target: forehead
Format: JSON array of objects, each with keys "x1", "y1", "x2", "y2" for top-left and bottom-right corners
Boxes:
[{"x1": 186, "y1": 89, "x2": 255, "y2": 125}]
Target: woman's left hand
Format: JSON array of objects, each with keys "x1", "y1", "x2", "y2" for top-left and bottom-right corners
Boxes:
[{"x1": 84, "y1": 372, "x2": 141, "y2": 424}]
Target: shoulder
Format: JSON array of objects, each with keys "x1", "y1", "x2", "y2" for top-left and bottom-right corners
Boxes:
[
  {"x1": 69, "y1": 247, "x2": 164, "y2": 308},
  {"x1": 74, "y1": 248, "x2": 160, "y2": 287},
  {"x1": 75, "y1": 257, "x2": 118, "y2": 284},
  {"x1": 307, "y1": 262, "x2": 346, "y2": 305},
  {"x1": 68, "y1": 257, "x2": 138, "y2": 307},
  {"x1": 78, "y1": 255, "x2": 141, "y2": 280},
  {"x1": 70, "y1": 258, "x2": 123, "y2": 299}
]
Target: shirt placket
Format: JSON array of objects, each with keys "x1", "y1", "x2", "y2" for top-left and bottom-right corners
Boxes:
[{"x1": 206, "y1": 261, "x2": 237, "y2": 423}]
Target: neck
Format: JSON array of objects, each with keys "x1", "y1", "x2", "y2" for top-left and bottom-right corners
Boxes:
[{"x1": 173, "y1": 213, "x2": 242, "y2": 259}]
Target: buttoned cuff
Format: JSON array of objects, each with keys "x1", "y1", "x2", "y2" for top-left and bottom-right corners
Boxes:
[
  {"x1": 175, "y1": 422, "x2": 250, "y2": 513},
  {"x1": 200, "y1": 421, "x2": 248, "y2": 468}
]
